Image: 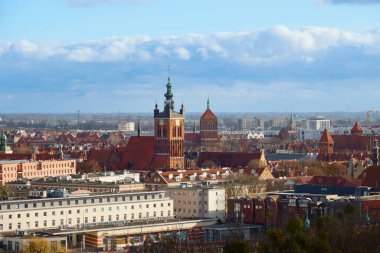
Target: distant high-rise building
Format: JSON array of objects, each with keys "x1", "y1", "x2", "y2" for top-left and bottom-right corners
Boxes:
[
  {"x1": 238, "y1": 117, "x2": 264, "y2": 130},
  {"x1": 301, "y1": 117, "x2": 330, "y2": 130},
  {"x1": 117, "y1": 122, "x2": 135, "y2": 132}
]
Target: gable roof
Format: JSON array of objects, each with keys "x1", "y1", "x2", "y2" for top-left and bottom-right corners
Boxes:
[
  {"x1": 198, "y1": 151, "x2": 263, "y2": 168},
  {"x1": 320, "y1": 128, "x2": 334, "y2": 144},
  {"x1": 201, "y1": 108, "x2": 217, "y2": 120},
  {"x1": 351, "y1": 122, "x2": 363, "y2": 134},
  {"x1": 119, "y1": 136, "x2": 155, "y2": 171}
]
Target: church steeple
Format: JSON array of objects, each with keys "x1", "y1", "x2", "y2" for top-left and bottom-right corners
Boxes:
[
  {"x1": 137, "y1": 116, "x2": 141, "y2": 137},
  {"x1": 207, "y1": 95, "x2": 210, "y2": 109},
  {"x1": 164, "y1": 77, "x2": 174, "y2": 110}
]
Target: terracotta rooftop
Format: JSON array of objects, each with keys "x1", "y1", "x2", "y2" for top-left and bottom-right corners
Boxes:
[
  {"x1": 360, "y1": 166, "x2": 380, "y2": 188},
  {"x1": 320, "y1": 128, "x2": 334, "y2": 144},
  {"x1": 201, "y1": 108, "x2": 217, "y2": 120},
  {"x1": 198, "y1": 151, "x2": 263, "y2": 168},
  {"x1": 351, "y1": 121, "x2": 363, "y2": 134},
  {"x1": 119, "y1": 136, "x2": 155, "y2": 171}
]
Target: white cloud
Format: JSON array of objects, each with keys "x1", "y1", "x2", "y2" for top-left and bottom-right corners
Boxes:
[
  {"x1": 1, "y1": 26, "x2": 380, "y2": 65},
  {"x1": 174, "y1": 47, "x2": 191, "y2": 60}
]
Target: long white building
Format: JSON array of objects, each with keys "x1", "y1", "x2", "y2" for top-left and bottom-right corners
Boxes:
[{"x1": 0, "y1": 190, "x2": 172, "y2": 233}]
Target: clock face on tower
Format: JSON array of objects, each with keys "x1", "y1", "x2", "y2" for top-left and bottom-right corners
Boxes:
[
  {"x1": 175, "y1": 119, "x2": 180, "y2": 126},
  {"x1": 159, "y1": 120, "x2": 164, "y2": 126}
]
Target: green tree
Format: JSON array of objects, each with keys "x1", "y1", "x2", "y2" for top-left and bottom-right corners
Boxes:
[{"x1": 223, "y1": 240, "x2": 251, "y2": 253}]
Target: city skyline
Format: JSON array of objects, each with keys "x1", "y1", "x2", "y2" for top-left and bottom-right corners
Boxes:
[{"x1": 1, "y1": 0, "x2": 380, "y2": 113}]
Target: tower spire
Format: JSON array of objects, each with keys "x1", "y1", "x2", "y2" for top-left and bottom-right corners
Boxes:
[
  {"x1": 137, "y1": 115, "x2": 141, "y2": 137},
  {"x1": 207, "y1": 95, "x2": 210, "y2": 109}
]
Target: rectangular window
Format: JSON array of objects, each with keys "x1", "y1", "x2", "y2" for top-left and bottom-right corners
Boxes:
[
  {"x1": 52, "y1": 220, "x2": 56, "y2": 226},
  {"x1": 101, "y1": 216, "x2": 104, "y2": 222},
  {"x1": 93, "y1": 217, "x2": 96, "y2": 222},
  {"x1": 35, "y1": 221, "x2": 38, "y2": 227},
  {"x1": 68, "y1": 218, "x2": 72, "y2": 225},
  {"x1": 108, "y1": 215, "x2": 112, "y2": 221},
  {"x1": 44, "y1": 220, "x2": 47, "y2": 227}
]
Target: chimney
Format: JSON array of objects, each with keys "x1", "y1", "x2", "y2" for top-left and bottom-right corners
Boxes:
[{"x1": 373, "y1": 139, "x2": 379, "y2": 166}]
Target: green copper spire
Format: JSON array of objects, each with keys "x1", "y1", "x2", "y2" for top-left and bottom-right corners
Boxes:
[
  {"x1": 164, "y1": 77, "x2": 173, "y2": 101},
  {"x1": 207, "y1": 95, "x2": 210, "y2": 109}
]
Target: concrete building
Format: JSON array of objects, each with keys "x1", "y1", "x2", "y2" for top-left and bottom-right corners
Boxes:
[
  {"x1": 118, "y1": 122, "x2": 135, "y2": 132},
  {"x1": 3, "y1": 233, "x2": 67, "y2": 252},
  {"x1": 238, "y1": 118, "x2": 264, "y2": 130},
  {"x1": 166, "y1": 185, "x2": 225, "y2": 220},
  {"x1": 302, "y1": 117, "x2": 331, "y2": 130},
  {"x1": 0, "y1": 159, "x2": 76, "y2": 185}
]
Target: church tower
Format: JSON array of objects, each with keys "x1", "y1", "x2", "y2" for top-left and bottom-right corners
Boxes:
[
  {"x1": 319, "y1": 128, "x2": 334, "y2": 155},
  {"x1": 153, "y1": 77, "x2": 185, "y2": 169},
  {"x1": 200, "y1": 97, "x2": 218, "y2": 146}
]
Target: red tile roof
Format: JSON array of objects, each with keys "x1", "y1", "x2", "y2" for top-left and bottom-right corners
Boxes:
[
  {"x1": 185, "y1": 132, "x2": 201, "y2": 144},
  {"x1": 119, "y1": 136, "x2": 155, "y2": 171},
  {"x1": 320, "y1": 128, "x2": 334, "y2": 143},
  {"x1": 201, "y1": 108, "x2": 217, "y2": 120},
  {"x1": 308, "y1": 176, "x2": 358, "y2": 187},
  {"x1": 151, "y1": 156, "x2": 168, "y2": 169},
  {"x1": 351, "y1": 122, "x2": 363, "y2": 134},
  {"x1": 331, "y1": 135, "x2": 375, "y2": 152},
  {"x1": 198, "y1": 151, "x2": 263, "y2": 168},
  {"x1": 360, "y1": 166, "x2": 380, "y2": 188}
]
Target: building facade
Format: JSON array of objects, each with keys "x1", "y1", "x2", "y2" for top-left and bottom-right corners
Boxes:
[
  {"x1": 200, "y1": 98, "x2": 219, "y2": 146},
  {"x1": 117, "y1": 122, "x2": 135, "y2": 132},
  {"x1": 0, "y1": 159, "x2": 76, "y2": 185},
  {"x1": 166, "y1": 185, "x2": 225, "y2": 220},
  {"x1": 0, "y1": 191, "x2": 172, "y2": 233}
]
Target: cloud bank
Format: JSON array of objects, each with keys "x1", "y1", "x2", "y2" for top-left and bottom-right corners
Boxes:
[{"x1": 1, "y1": 26, "x2": 380, "y2": 112}]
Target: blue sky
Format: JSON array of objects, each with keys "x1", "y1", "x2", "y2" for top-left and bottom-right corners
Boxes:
[{"x1": 1, "y1": 0, "x2": 380, "y2": 113}]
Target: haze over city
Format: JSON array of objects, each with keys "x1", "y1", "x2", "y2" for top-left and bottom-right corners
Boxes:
[{"x1": 1, "y1": 0, "x2": 380, "y2": 113}]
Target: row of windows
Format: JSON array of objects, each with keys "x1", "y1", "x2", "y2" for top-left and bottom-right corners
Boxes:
[
  {"x1": 0, "y1": 202, "x2": 171, "y2": 220},
  {"x1": 0, "y1": 194, "x2": 164, "y2": 210},
  {"x1": 0, "y1": 211, "x2": 172, "y2": 231}
]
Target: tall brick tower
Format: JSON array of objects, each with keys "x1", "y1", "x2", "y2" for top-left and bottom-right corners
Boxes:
[
  {"x1": 319, "y1": 128, "x2": 334, "y2": 155},
  {"x1": 153, "y1": 77, "x2": 185, "y2": 169},
  {"x1": 200, "y1": 97, "x2": 218, "y2": 146}
]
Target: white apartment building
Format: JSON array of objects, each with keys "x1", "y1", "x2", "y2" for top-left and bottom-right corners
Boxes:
[
  {"x1": 0, "y1": 191, "x2": 173, "y2": 233},
  {"x1": 118, "y1": 122, "x2": 135, "y2": 132},
  {"x1": 302, "y1": 117, "x2": 331, "y2": 130},
  {"x1": 166, "y1": 185, "x2": 225, "y2": 220}
]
